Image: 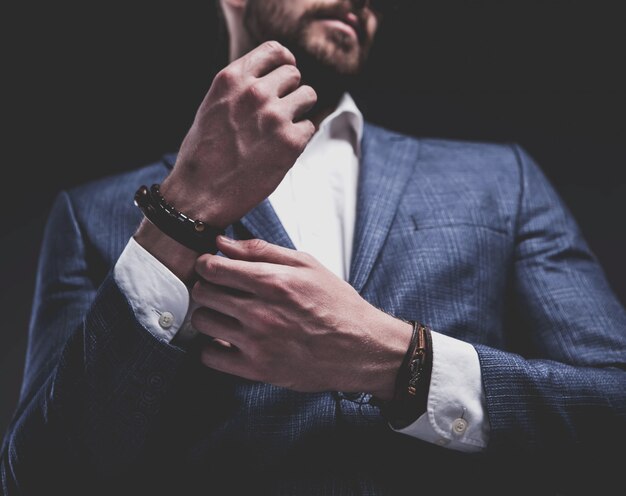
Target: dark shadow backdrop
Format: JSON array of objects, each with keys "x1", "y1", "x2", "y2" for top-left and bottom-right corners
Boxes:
[{"x1": 2, "y1": 1, "x2": 625, "y2": 438}]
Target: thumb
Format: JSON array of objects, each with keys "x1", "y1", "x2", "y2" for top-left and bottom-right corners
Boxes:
[{"x1": 216, "y1": 235, "x2": 305, "y2": 266}]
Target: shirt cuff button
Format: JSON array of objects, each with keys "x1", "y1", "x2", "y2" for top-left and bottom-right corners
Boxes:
[
  {"x1": 452, "y1": 418, "x2": 468, "y2": 434},
  {"x1": 158, "y1": 311, "x2": 175, "y2": 329}
]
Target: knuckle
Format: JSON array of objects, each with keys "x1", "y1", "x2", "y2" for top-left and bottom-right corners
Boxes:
[
  {"x1": 266, "y1": 271, "x2": 294, "y2": 299},
  {"x1": 246, "y1": 82, "x2": 269, "y2": 104},
  {"x1": 264, "y1": 108, "x2": 284, "y2": 128},
  {"x1": 203, "y1": 258, "x2": 221, "y2": 279},
  {"x1": 190, "y1": 308, "x2": 206, "y2": 330},
  {"x1": 305, "y1": 120, "x2": 316, "y2": 137},
  {"x1": 299, "y1": 252, "x2": 316, "y2": 266},
  {"x1": 300, "y1": 120, "x2": 316, "y2": 140},
  {"x1": 247, "y1": 238, "x2": 268, "y2": 252},
  {"x1": 284, "y1": 64, "x2": 301, "y2": 81},
  {"x1": 252, "y1": 307, "x2": 277, "y2": 330},
  {"x1": 263, "y1": 40, "x2": 281, "y2": 52},
  {"x1": 268, "y1": 273, "x2": 289, "y2": 293},
  {"x1": 263, "y1": 40, "x2": 290, "y2": 59},
  {"x1": 214, "y1": 67, "x2": 238, "y2": 88},
  {"x1": 300, "y1": 84, "x2": 317, "y2": 102},
  {"x1": 283, "y1": 132, "x2": 307, "y2": 154},
  {"x1": 195, "y1": 255, "x2": 211, "y2": 273},
  {"x1": 191, "y1": 281, "x2": 203, "y2": 301}
]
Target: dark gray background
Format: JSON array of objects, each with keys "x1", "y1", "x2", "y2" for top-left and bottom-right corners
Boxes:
[{"x1": 2, "y1": 1, "x2": 625, "y2": 439}]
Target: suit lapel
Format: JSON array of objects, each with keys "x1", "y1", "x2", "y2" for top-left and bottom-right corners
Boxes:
[
  {"x1": 349, "y1": 123, "x2": 420, "y2": 293},
  {"x1": 164, "y1": 123, "x2": 421, "y2": 280},
  {"x1": 239, "y1": 199, "x2": 296, "y2": 249}
]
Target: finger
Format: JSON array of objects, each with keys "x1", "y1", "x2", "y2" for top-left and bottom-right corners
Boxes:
[
  {"x1": 216, "y1": 236, "x2": 316, "y2": 267},
  {"x1": 200, "y1": 340, "x2": 251, "y2": 379},
  {"x1": 237, "y1": 41, "x2": 296, "y2": 78},
  {"x1": 191, "y1": 280, "x2": 251, "y2": 319},
  {"x1": 191, "y1": 307, "x2": 245, "y2": 346},
  {"x1": 257, "y1": 64, "x2": 301, "y2": 98},
  {"x1": 281, "y1": 84, "x2": 318, "y2": 122},
  {"x1": 195, "y1": 254, "x2": 275, "y2": 293},
  {"x1": 291, "y1": 119, "x2": 317, "y2": 144}
]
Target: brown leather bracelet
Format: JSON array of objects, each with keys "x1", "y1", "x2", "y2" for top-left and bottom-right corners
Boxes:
[
  {"x1": 134, "y1": 184, "x2": 224, "y2": 253},
  {"x1": 371, "y1": 321, "x2": 433, "y2": 428}
]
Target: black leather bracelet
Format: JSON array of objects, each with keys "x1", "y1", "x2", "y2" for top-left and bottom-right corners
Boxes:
[{"x1": 134, "y1": 184, "x2": 224, "y2": 253}]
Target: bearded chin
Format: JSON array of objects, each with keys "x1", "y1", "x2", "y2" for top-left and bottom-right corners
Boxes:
[
  {"x1": 243, "y1": 2, "x2": 366, "y2": 108},
  {"x1": 290, "y1": 43, "x2": 359, "y2": 108}
]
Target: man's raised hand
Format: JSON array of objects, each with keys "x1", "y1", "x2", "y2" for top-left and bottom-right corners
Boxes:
[{"x1": 161, "y1": 41, "x2": 317, "y2": 227}]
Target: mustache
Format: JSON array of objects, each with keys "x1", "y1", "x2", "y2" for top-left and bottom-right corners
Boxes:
[{"x1": 302, "y1": 2, "x2": 370, "y2": 44}]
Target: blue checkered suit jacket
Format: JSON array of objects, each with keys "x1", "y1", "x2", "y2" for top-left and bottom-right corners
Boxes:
[{"x1": 2, "y1": 123, "x2": 625, "y2": 495}]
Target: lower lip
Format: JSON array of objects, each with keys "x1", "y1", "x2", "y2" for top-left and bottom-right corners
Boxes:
[{"x1": 317, "y1": 19, "x2": 358, "y2": 39}]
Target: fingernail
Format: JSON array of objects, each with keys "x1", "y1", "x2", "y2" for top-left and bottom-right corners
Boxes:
[{"x1": 217, "y1": 234, "x2": 236, "y2": 244}]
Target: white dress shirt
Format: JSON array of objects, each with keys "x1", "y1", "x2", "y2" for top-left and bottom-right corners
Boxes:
[
  {"x1": 268, "y1": 93, "x2": 361, "y2": 280},
  {"x1": 113, "y1": 93, "x2": 489, "y2": 452}
]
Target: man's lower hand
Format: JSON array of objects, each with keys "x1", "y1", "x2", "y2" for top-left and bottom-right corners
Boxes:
[{"x1": 191, "y1": 236, "x2": 411, "y2": 400}]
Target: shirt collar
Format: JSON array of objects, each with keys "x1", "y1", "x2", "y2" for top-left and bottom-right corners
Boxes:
[{"x1": 317, "y1": 92, "x2": 364, "y2": 156}]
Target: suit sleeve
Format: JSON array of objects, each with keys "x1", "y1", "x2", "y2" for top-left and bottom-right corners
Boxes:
[
  {"x1": 474, "y1": 146, "x2": 626, "y2": 485},
  {"x1": 1, "y1": 191, "x2": 187, "y2": 494}
]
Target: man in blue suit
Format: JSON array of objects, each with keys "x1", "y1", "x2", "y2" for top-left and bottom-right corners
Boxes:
[{"x1": 2, "y1": 0, "x2": 625, "y2": 494}]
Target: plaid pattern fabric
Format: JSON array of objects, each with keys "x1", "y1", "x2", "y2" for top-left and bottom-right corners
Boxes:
[{"x1": 2, "y1": 123, "x2": 625, "y2": 494}]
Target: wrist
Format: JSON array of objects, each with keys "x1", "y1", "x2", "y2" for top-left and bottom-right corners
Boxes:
[
  {"x1": 365, "y1": 312, "x2": 414, "y2": 401},
  {"x1": 134, "y1": 181, "x2": 227, "y2": 257},
  {"x1": 133, "y1": 219, "x2": 198, "y2": 284},
  {"x1": 372, "y1": 321, "x2": 434, "y2": 429},
  {"x1": 160, "y1": 175, "x2": 232, "y2": 229}
]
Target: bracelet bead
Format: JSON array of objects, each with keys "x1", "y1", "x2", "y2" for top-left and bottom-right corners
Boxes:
[{"x1": 134, "y1": 184, "x2": 225, "y2": 253}]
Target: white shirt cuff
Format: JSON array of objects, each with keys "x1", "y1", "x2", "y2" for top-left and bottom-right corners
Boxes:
[
  {"x1": 113, "y1": 237, "x2": 197, "y2": 343},
  {"x1": 391, "y1": 331, "x2": 490, "y2": 452}
]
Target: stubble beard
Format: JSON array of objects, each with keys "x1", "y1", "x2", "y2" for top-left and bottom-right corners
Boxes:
[{"x1": 244, "y1": 0, "x2": 373, "y2": 102}]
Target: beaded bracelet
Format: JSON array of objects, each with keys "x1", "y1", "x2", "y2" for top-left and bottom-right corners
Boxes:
[{"x1": 134, "y1": 184, "x2": 224, "y2": 253}]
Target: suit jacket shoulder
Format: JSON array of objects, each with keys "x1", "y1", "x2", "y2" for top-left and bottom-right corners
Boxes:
[{"x1": 63, "y1": 157, "x2": 172, "y2": 267}]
